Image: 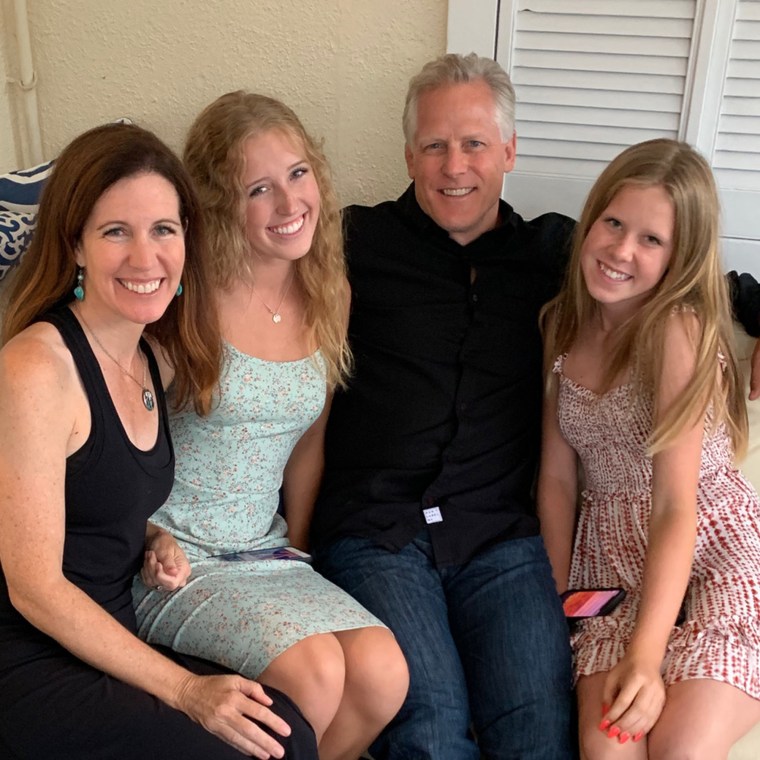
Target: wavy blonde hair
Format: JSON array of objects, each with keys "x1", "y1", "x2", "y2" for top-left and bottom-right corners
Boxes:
[
  {"x1": 2, "y1": 123, "x2": 222, "y2": 415},
  {"x1": 541, "y1": 138, "x2": 746, "y2": 457},
  {"x1": 183, "y1": 91, "x2": 351, "y2": 389}
]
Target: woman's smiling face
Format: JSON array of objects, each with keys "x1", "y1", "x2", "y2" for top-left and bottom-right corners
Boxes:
[{"x1": 75, "y1": 171, "x2": 185, "y2": 326}]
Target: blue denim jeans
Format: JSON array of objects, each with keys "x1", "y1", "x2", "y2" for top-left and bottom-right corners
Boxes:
[{"x1": 315, "y1": 532, "x2": 575, "y2": 760}]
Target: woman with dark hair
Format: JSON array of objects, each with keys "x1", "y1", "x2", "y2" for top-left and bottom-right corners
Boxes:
[{"x1": 0, "y1": 122, "x2": 317, "y2": 759}]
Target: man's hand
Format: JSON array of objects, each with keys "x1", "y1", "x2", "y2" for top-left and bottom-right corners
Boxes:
[{"x1": 750, "y1": 338, "x2": 760, "y2": 400}]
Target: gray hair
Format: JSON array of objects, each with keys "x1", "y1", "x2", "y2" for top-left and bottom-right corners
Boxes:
[{"x1": 402, "y1": 52, "x2": 516, "y2": 145}]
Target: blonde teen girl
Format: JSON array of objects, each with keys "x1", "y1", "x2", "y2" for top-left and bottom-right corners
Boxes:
[{"x1": 539, "y1": 139, "x2": 760, "y2": 759}]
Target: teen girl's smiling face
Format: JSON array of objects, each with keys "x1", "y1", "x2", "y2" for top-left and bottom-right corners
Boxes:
[
  {"x1": 242, "y1": 129, "x2": 320, "y2": 265},
  {"x1": 76, "y1": 171, "x2": 185, "y2": 325},
  {"x1": 581, "y1": 182, "x2": 675, "y2": 325}
]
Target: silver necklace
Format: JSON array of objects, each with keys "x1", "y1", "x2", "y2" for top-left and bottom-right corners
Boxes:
[
  {"x1": 251, "y1": 273, "x2": 294, "y2": 324},
  {"x1": 76, "y1": 311, "x2": 155, "y2": 412}
]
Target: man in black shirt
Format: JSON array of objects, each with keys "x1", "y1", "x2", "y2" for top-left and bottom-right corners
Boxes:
[{"x1": 312, "y1": 53, "x2": 576, "y2": 759}]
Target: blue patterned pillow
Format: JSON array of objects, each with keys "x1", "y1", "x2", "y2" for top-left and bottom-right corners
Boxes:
[
  {"x1": 0, "y1": 209, "x2": 37, "y2": 280},
  {"x1": 0, "y1": 160, "x2": 53, "y2": 280},
  {"x1": 0, "y1": 121, "x2": 131, "y2": 281},
  {"x1": 0, "y1": 159, "x2": 54, "y2": 213},
  {"x1": 0, "y1": 161, "x2": 52, "y2": 280}
]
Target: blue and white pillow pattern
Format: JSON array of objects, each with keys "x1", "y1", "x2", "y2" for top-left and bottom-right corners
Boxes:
[
  {"x1": 0, "y1": 119, "x2": 133, "y2": 281},
  {"x1": 0, "y1": 159, "x2": 54, "y2": 280},
  {"x1": 0, "y1": 159, "x2": 53, "y2": 214},
  {"x1": 0, "y1": 210, "x2": 38, "y2": 280}
]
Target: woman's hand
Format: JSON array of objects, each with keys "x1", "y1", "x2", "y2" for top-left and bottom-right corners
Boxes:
[
  {"x1": 174, "y1": 673, "x2": 292, "y2": 759},
  {"x1": 600, "y1": 653, "x2": 666, "y2": 744},
  {"x1": 141, "y1": 527, "x2": 191, "y2": 591}
]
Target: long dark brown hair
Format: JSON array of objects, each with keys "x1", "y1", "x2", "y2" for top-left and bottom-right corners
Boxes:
[{"x1": 2, "y1": 122, "x2": 222, "y2": 415}]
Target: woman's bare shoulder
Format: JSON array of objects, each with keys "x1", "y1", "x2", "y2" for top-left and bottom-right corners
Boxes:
[{"x1": 0, "y1": 322, "x2": 78, "y2": 400}]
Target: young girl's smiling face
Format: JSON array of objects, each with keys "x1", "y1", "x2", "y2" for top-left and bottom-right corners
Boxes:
[
  {"x1": 242, "y1": 129, "x2": 320, "y2": 266},
  {"x1": 581, "y1": 182, "x2": 675, "y2": 325}
]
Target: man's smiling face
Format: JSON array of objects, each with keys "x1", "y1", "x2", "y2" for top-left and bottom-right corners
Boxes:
[{"x1": 405, "y1": 78, "x2": 516, "y2": 246}]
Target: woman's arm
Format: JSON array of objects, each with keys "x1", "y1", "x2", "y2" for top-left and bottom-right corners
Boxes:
[
  {"x1": 0, "y1": 331, "x2": 290, "y2": 758},
  {"x1": 537, "y1": 379, "x2": 579, "y2": 594},
  {"x1": 282, "y1": 398, "x2": 332, "y2": 551},
  {"x1": 603, "y1": 312, "x2": 703, "y2": 739}
]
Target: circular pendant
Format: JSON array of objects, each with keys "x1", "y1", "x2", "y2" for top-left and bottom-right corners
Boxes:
[
  {"x1": 272, "y1": 313, "x2": 282, "y2": 324},
  {"x1": 142, "y1": 388, "x2": 155, "y2": 412}
]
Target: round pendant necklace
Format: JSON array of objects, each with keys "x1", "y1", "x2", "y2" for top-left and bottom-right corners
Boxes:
[
  {"x1": 76, "y1": 311, "x2": 155, "y2": 412},
  {"x1": 251, "y1": 272, "x2": 294, "y2": 324}
]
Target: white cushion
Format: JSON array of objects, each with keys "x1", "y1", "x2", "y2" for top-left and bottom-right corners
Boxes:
[{"x1": 728, "y1": 323, "x2": 760, "y2": 759}]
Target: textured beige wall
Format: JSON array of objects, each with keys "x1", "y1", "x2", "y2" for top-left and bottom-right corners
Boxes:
[
  {"x1": 0, "y1": 2, "x2": 21, "y2": 170},
  {"x1": 2, "y1": 0, "x2": 446, "y2": 205},
  {"x1": 0, "y1": 59, "x2": 15, "y2": 170}
]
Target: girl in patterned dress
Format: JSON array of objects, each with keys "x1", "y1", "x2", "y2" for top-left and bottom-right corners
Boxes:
[
  {"x1": 538, "y1": 139, "x2": 760, "y2": 758},
  {"x1": 132, "y1": 92, "x2": 408, "y2": 759}
]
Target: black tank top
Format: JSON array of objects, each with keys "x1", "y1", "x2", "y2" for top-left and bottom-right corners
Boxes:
[{"x1": 0, "y1": 307, "x2": 174, "y2": 666}]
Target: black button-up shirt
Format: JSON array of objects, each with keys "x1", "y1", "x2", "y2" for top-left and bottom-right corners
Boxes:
[{"x1": 312, "y1": 184, "x2": 575, "y2": 566}]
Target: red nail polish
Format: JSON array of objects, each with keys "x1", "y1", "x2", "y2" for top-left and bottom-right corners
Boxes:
[
  {"x1": 633, "y1": 731, "x2": 644, "y2": 743},
  {"x1": 619, "y1": 732, "x2": 630, "y2": 744},
  {"x1": 598, "y1": 719, "x2": 611, "y2": 731},
  {"x1": 607, "y1": 726, "x2": 621, "y2": 739}
]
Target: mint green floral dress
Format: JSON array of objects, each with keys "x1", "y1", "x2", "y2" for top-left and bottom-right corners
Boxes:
[{"x1": 132, "y1": 344, "x2": 384, "y2": 678}]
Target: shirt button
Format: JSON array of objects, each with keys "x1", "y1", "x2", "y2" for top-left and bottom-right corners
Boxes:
[{"x1": 472, "y1": 293, "x2": 479, "y2": 302}]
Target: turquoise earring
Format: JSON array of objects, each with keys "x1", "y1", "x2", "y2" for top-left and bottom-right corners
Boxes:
[
  {"x1": 73, "y1": 268, "x2": 85, "y2": 301},
  {"x1": 176, "y1": 282, "x2": 183, "y2": 297}
]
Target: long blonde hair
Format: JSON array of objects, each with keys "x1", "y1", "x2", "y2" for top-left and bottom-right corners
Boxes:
[
  {"x1": 2, "y1": 123, "x2": 222, "y2": 415},
  {"x1": 183, "y1": 91, "x2": 352, "y2": 389},
  {"x1": 541, "y1": 138, "x2": 746, "y2": 457}
]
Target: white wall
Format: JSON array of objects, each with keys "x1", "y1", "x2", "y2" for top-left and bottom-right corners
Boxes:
[{"x1": 0, "y1": 0, "x2": 447, "y2": 206}]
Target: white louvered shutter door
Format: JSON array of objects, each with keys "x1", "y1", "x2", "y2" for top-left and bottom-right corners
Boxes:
[
  {"x1": 495, "y1": 0, "x2": 698, "y2": 220},
  {"x1": 709, "y1": 0, "x2": 760, "y2": 271},
  {"x1": 448, "y1": 0, "x2": 760, "y2": 272}
]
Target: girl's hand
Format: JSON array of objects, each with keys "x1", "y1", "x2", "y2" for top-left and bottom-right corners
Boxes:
[
  {"x1": 174, "y1": 673, "x2": 291, "y2": 759},
  {"x1": 600, "y1": 653, "x2": 666, "y2": 743},
  {"x1": 141, "y1": 530, "x2": 191, "y2": 591}
]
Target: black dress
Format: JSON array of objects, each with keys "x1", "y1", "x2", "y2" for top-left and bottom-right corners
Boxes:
[{"x1": 0, "y1": 307, "x2": 316, "y2": 759}]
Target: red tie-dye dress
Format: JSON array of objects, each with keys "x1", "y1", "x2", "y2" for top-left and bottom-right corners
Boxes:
[{"x1": 554, "y1": 354, "x2": 760, "y2": 699}]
